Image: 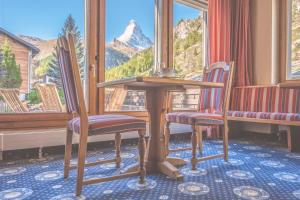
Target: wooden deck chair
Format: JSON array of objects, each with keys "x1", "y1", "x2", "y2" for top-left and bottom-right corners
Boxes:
[
  {"x1": 0, "y1": 89, "x2": 28, "y2": 112},
  {"x1": 164, "y1": 62, "x2": 235, "y2": 170},
  {"x1": 106, "y1": 88, "x2": 128, "y2": 111},
  {"x1": 57, "y1": 34, "x2": 147, "y2": 196},
  {"x1": 36, "y1": 83, "x2": 64, "y2": 112}
]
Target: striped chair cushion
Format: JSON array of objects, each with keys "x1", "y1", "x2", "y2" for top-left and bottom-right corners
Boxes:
[
  {"x1": 57, "y1": 46, "x2": 79, "y2": 114},
  {"x1": 166, "y1": 112, "x2": 224, "y2": 125},
  {"x1": 228, "y1": 111, "x2": 300, "y2": 122},
  {"x1": 231, "y1": 86, "x2": 300, "y2": 113},
  {"x1": 198, "y1": 66, "x2": 229, "y2": 113},
  {"x1": 68, "y1": 114, "x2": 146, "y2": 135}
]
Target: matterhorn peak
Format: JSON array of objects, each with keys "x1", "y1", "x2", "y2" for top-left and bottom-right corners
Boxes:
[
  {"x1": 117, "y1": 19, "x2": 153, "y2": 51},
  {"x1": 129, "y1": 19, "x2": 137, "y2": 24}
]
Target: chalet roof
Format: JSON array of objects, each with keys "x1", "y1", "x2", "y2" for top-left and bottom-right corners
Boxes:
[{"x1": 0, "y1": 27, "x2": 40, "y2": 56}]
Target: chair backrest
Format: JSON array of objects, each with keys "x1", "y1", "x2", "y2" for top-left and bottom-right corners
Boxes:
[
  {"x1": 231, "y1": 86, "x2": 300, "y2": 113},
  {"x1": 35, "y1": 83, "x2": 64, "y2": 112},
  {"x1": 0, "y1": 89, "x2": 28, "y2": 112},
  {"x1": 56, "y1": 34, "x2": 88, "y2": 123},
  {"x1": 198, "y1": 62, "x2": 235, "y2": 116}
]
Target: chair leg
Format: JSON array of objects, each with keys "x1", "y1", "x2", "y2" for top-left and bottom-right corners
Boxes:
[
  {"x1": 115, "y1": 133, "x2": 122, "y2": 168},
  {"x1": 287, "y1": 126, "x2": 292, "y2": 152},
  {"x1": 64, "y1": 129, "x2": 73, "y2": 178},
  {"x1": 191, "y1": 124, "x2": 198, "y2": 170},
  {"x1": 144, "y1": 135, "x2": 150, "y2": 164},
  {"x1": 164, "y1": 122, "x2": 171, "y2": 156},
  {"x1": 138, "y1": 129, "x2": 146, "y2": 184},
  {"x1": 76, "y1": 132, "x2": 88, "y2": 196},
  {"x1": 196, "y1": 126, "x2": 203, "y2": 155},
  {"x1": 223, "y1": 122, "x2": 229, "y2": 162}
]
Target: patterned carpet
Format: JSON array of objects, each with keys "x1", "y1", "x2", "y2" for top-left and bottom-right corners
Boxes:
[{"x1": 1, "y1": 139, "x2": 300, "y2": 200}]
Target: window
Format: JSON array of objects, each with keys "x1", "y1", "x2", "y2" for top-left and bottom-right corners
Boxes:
[
  {"x1": 287, "y1": 0, "x2": 300, "y2": 79},
  {"x1": 104, "y1": 0, "x2": 155, "y2": 111},
  {"x1": 0, "y1": 0, "x2": 86, "y2": 113},
  {"x1": 172, "y1": 0, "x2": 208, "y2": 110}
]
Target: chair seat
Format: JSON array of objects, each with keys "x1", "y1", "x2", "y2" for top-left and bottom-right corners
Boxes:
[
  {"x1": 228, "y1": 111, "x2": 300, "y2": 121},
  {"x1": 68, "y1": 114, "x2": 146, "y2": 135},
  {"x1": 166, "y1": 112, "x2": 224, "y2": 125}
]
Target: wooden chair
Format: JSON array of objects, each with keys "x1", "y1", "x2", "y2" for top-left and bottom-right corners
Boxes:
[
  {"x1": 35, "y1": 83, "x2": 64, "y2": 112},
  {"x1": 0, "y1": 89, "x2": 28, "y2": 112},
  {"x1": 164, "y1": 62, "x2": 235, "y2": 170},
  {"x1": 105, "y1": 87, "x2": 128, "y2": 111},
  {"x1": 57, "y1": 34, "x2": 147, "y2": 196}
]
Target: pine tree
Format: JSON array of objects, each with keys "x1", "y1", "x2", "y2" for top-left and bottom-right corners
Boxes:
[
  {"x1": 47, "y1": 15, "x2": 85, "y2": 87},
  {"x1": 0, "y1": 48, "x2": 4, "y2": 78},
  {"x1": 0, "y1": 40, "x2": 22, "y2": 88},
  {"x1": 292, "y1": 0, "x2": 300, "y2": 24}
]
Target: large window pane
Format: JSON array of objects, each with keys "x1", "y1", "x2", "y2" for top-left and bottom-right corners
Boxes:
[
  {"x1": 0, "y1": 0, "x2": 86, "y2": 113},
  {"x1": 288, "y1": 0, "x2": 300, "y2": 79},
  {"x1": 105, "y1": 0, "x2": 154, "y2": 111},
  {"x1": 172, "y1": 1, "x2": 207, "y2": 110}
]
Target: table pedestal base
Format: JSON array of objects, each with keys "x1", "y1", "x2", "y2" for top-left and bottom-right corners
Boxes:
[
  {"x1": 157, "y1": 161, "x2": 184, "y2": 180},
  {"x1": 122, "y1": 161, "x2": 184, "y2": 180},
  {"x1": 166, "y1": 157, "x2": 187, "y2": 167}
]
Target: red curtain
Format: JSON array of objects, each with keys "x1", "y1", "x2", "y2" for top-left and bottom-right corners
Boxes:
[
  {"x1": 208, "y1": 0, "x2": 232, "y2": 64},
  {"x1": 232, "y1": 0, "x2": 253, "y2": 86},
  {"x1": 208, "y1": 0, "x2": 252, "y2": 85},
  {"x1": 208, "y1": 0, "x2": 253, "y2": 86},
  {"x1": 206, "y1": 0, "x2": 253, "y2": 138}
]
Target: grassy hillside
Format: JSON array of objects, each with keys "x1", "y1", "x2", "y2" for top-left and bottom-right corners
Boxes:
[
  {"x1": 105, "y1": 47, "x2": 154, "y2": 81},
  {"x1": 34, "y1": 55, "x2": 53, "y2": 77}
]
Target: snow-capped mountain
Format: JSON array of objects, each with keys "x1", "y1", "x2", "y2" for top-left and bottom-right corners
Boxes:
[
  {"x1": 116, "y1": 20, "x2": 153, "y2": 51},
  {"x1": 105, "y1": 20, "x2": 153, "y2": 69}
]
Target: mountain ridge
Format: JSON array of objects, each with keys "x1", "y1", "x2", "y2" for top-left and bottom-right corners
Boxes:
[{"x1": 18, "y1": 17, "x2": 204, "y2": 80}]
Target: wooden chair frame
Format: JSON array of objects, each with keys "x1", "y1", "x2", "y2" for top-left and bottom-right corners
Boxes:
[
  {"x1": 35, "y1": 83, "x2": 64, "y2": 112},
  {"x1": 0, "y1": 89, "x2": 29, "y2": 112},
  {"x1": 58, "y1": 34, "x2": 146, "y2": 196},
  {"x1": 164, "y1": 62, "x2": 235, "y2": 170}
]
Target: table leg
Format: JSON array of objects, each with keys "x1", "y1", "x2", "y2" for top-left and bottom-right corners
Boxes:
[{"x1": 145, "y1": 88, "x2": 184, "y2": 180}]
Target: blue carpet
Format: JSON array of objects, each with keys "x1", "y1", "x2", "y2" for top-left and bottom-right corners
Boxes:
[{"x1": 1, "y1": 139, "x2": 300, "y2": 200}]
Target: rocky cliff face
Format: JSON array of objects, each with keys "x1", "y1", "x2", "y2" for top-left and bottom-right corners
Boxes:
[
  {"x1": 174, "y1": 17, "x2": 203, "y2": 40},
  {"x1": 105, "y1": 47, "x2": 130, "y2": 69},
  {"x1": 173, "y1": 16, "x2": 204, "y2": 80}
]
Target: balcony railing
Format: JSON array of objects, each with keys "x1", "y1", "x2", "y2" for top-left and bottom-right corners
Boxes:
[
  {"x1": 105, "y1": 88, "x2": 199, "y2": 111},
  {"x1": 0, "y1": 100, "x2": 11, "y2": 113}
]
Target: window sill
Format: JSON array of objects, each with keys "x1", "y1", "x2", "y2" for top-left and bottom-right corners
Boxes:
[
  {"x1": 278, "y1": 81, "x2": 300, "y2": 88},
  {"x1": 0, "y1": 113, "x2": 70, "y2": 130}
]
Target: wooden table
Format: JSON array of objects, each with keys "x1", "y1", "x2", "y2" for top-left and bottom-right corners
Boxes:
[{"x1": 97, "y1": 76, "x2": 224, "y2": 180}]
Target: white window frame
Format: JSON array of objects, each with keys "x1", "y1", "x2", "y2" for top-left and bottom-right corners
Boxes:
[{"x1": 287, "y1": 0, "x2": 300, "y2": 80}]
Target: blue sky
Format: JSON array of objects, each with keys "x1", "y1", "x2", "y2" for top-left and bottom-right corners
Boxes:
[{"x1": 0, "y1": 0, "x2": 200, "y2": 42}]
